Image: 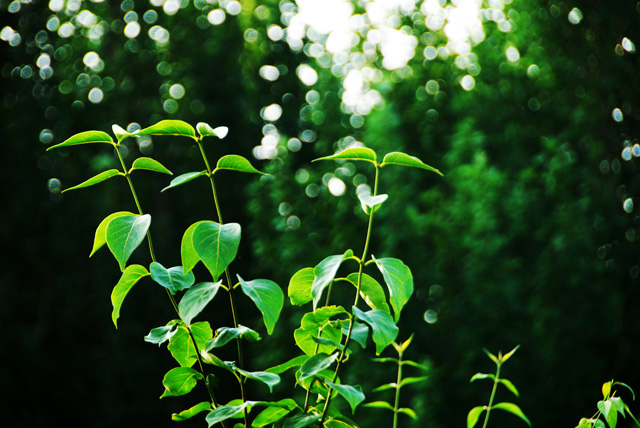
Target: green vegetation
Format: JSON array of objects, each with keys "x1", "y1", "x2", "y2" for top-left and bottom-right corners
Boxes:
[{"x1": 2, "y1": 0, "x2": 640, "y2": 427}]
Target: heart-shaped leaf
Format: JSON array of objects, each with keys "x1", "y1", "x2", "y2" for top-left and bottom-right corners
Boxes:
[
  {"x1": 345, "y1": 273, "x2": 390, "y2": 313},
  {"x1": 191, "y1": 221, "x2": 241, "y2": 280},
  {"x1": 129, "y1": 157, "x2": 172, "y2": 175},
  {"x1": 47, "y1": 130, "x2": 115, "y2": 150},
  {"x1": 380, "y1": 152, "x2": 443, "y2": 176},
  {"x1": 214, "y1": 154, "x2": 264, "y2": 175},
  {"x1": 160, "y1": 367, "x2": 203, "y2": 398},
  {"x1": 288, "y1": 267, "x2": 314, "y2": 306},
  {"x1": 162, "y1": 171, "x2": 207, "y2": 192},
  {"x1": 168, "y1": 321, "x2": 213, "y2": 367},
  {"x1": 135, "y1": 119, "x2": 197, "y2": 140},
  {"x1": 111, "y1": 264, "x2": 149, "y2": 328},
  {"x1": 106, "y1": 214, "x2": 151, "y2": 271},
  {"x1": 150, "y1": 262, "x2": 195, "y2": 295},
  {"x1": 90, "y1": 211, "x2": 136, "y2": 257},
  {"x1": 372, "y1": 256, "x2": 413, "y2": 322},
  {"x1": 178, "y1": 281, "x2": 222, "y2": 325},
  {"x1": 238, "y1": 276, "x2": 283, "y2": 335},
  {"x1": 62, "y1": 169, "x2": 123, "y2": 193}
]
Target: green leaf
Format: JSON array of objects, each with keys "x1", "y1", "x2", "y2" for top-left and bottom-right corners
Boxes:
[
  {"x1": 62, "y1": 169, "x2": 122, "y2": 193},
  {"x1": 345, "y1": 273, "x2": 390, "y2": 313},
  {"x1": 603, "y1": 381, "x2": 613, "y2": 399},
  {"x1": 162, "y1": 171, "x2": 207, "y2": 192},
  {"x1": 47, "y1": 130, "x2": 115, "y2": 150},
  {"x1": 206, "y1": 403, "x2": 252, "y2": 427},
  {"x1": 252, "y1": 399, "x2": 298, "y2": 427},
  {"x1": 288, "y1": 267, "x2": 314, "y2": 306},
  {"x1": 172, "y1": 402, "x2": 212, "y2": 422},
  {"x1": 499, "y1": 378, "x2": 520, "y2": 397},
  {"x1": 106, "y1": 214, "x2": 151, "y2": 271},
  {"x1": 168, "y1": 321, "x2": 213, "y2": 367},
  {"x1": 266, "y1": 355, "x2": 309, "y2": 374},
  {"x1": 190, "y1": 221, "x2": 241, "y2": 280},
  {"x1": 357, "y1": 193, "x2": 388, "y2": 215},
  {"x1": 112, "y1": 124, "x2": 129, "y2": 142},
  {"x1": 236, "y1": 368, "x2": 280, "y2": 392},
  {"x1": 299, "y1": 352, "x2": 339, "y2": 381},
  {"x1": 613, "y1": 381, "x2": 636, "y2": 400},
  {"x1": 363, "y1": 401, "x2": 394, "y2": 411},
  {"x1": 135, "y1": 119, "x2": 197, "y2": 140},
  {"x1": 399, "y1": 376, "x2": 428, "y2": 388},
  {"x1": 501, "y1": 344, "x2": 520, "y2": 363},
  {"x1": 181, "y1": 222, "x2": 201, "y2": 274},
  {"x1": 343, "y1": 320, "x2": 369, "y2": 348},
  {"x1": 598, "y1": 400, "x2": 617, "y2": 428},
  {"x1": 595, "y1": 419, "x2": 606, "y2": 428},
  {"x1": 149, "y1": 262, "x2": 196, "y2": 295},
  {"x1": 352, "y1": 307, "x2": 398, "y2": 355},
  {"x1": 178, "y1": 281, "x2": 222, "y2": 325},
  {"x1": 311, "y1": 336, "x2": 345, "y2": 351},
  {"x1": 397, "y1": 408, "x2": 418, "y2": 419},
  {"x1": 380, "y1": 152, "x2": 443, "y2": 176},
  {"x1": 372, "y1": 383, "x2": 396, "y2": 393},
  {"x1": 215, "y1": 154, "x2": 265, "y2": 175},
  {"x1": 313, "y1": 147, "x2": 377, "y2": 164},
  {"x1": 129, "y1": 157, "x2": 172, "y2": 175},
  {"x1": 295, "y1": 324, "x2": 342, "y2": 356},
  {"x1": 312, "y1": 250, "x2": 354, "y2": 310},
  {"x1": 207, "y1": 325, "x2": 261, "y2": 350},
  {"x1": 324, "y1": 418, "x2": 359, "y2": 428},
  {"x1": 325, "y1": 381, "x2": 365, "y2": 414},
  {"x1": 144, "y1": 324, "x2": 178, "y2": 345},
  {"x1": 492, "y1": 403, "x2": 531, "y2": 426},
  {"x1": 371, "y1": 357, "x2": 399, "y2": 364},
  {"x1": 200, "y1": 350, "x2": 232, "y2": 370},
  {"x1": 483, "y1": 348, "x2": 499, "y2": 364},
  {"x1": 609, "y1": 397, "x2": 625, "y2": 415},
  {"x1": 467, "y1": 406, "x2": 486, "y2": 428},
  {"x1": 90, "y1": 211, "x2": 136, "y2": 257},
  {"x1": 197, "y1": 122, "x2": 228, "y2": 139},
  {"x1": 402, "y1": 360, "x2": 430, "y2": 371},
  {"x1": 111, "y1": 264, "x2": 149, "y2": 328},
  {"x1": 282, "y1": 413, "x2": 321, "y2": 428},
  {"x1": 372, "y1": 257, "x2": 413, "y2": 322},
  {"x1": 160, "y1": 367, "x2": 203, "y2": 398},
  {"x1": 301, "y1": 306, "x2": 349, "y2": 330},
  {"x1": 470, "y1": 373, "x2": 495, "y2": 383},
  {"x1": 238, "y1": 276, "x2": 284, "y2": 335}
]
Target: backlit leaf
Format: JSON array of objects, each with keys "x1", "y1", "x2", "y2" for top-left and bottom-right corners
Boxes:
[
  {"x1": 168, "y1": 321, "x2": 213, "y2": 367},
  {"x1": 192, "y1": 221, "x2": 241, "y2": 280},
  {"x1": 106, "y1": 214, "x2": 151, "y2": 271},
  {"x1": 467, "y1": 406, "x2": 486, "y2": 428},
  {"x1": 397, "y1": 408, "x2": 418, "y2": 419},
  {"x1": 399, "y1": 376, "x2": 428, "y2": 388},
  {"x1": 236, "y1": 367, "x2": 280, "y2": 392},
  {"x1": 357, "y1": 193, "x2": 388, "y2": 215},
  {"x1": 144, "y1": 323, "x2": 178, "y2": 345},
  {"x1": 325, "y1": 381, "x2": 365, "y2": 413},
  {"x1": 266, "y1": 355, "x2": 309, "y2": 375},
  {"x1": 111, "y1": 264, "x2": 149, "y2": 328},
  {"x1": 299, "y1": 352, "x2": 339, "y2": 381},
  {"x1": 288, "y1": 267, "x2": 314, "y2": 306},
  {"x1": 62, "y1": 169, "x2": 122, "y2": 193},
  {"x1": 295, "y1": 324, "x2": 342, "y2": 356},
  {"x1": 135, "y1": 119, "x2": 197, "y2": 140},
  {"x1": 178, "y1": 281, "x2": 222, "y2": 325},
  {"x1": 206, "y1": 325, "x2": 261, "y2": 350},
  {"x1": 380, "y1": 152, "x2": 443, "y2": 176},
  {"x1": 150, "y1": 262, "x2": 196, "y2": 295},
  {"x1": 206, "y1": 402, "x2": 252, "y2": 427},
  {"x1": 252, "y1": 399, "x2": 298, "y2": 427},
  {"x1": 160, "y1": 367, "x2": 203, "y2": 398},
  {"x1": 313, "y1": 147, "x2": 377, "y2": 164},
  {"x1": 470, "y1": 373, "x2": 495, "y2": 383},
  {"x1": 363, "y1": 401, "x2": 394, "y2": 411},
  {"x1": 372, "y1": 257, "x2": 413, "y2": 322},
  {"x1": 172, "y1": 402, "x2": 212, "y2": 422},
  {"x1": 238, "y1": 276, "x2": 283, "y2": 335},
  {"x1": 352, "y1": 307, "x2": 398, "y2": 355},
  {"x1": 499, "y1": 378, "x2": 520, "y2": 397},
  {"x1": 90, "y1": 211, "x2": 136, "y2": 257},
  {"x1": 47, "y1": 130, "x2": 115, "y2": 150},
  {"x1": 130, "y1": 157, "x2": 172, "y2": 175},
  {"x1": 345, "y1": 273, "x2": 390, "y2": 313},
  {"x1": 311, "y1": 250, "x2": 354, "y2": 310},
  {"x1": 197, "y1": 122, "x2": 228, "y2": 139},
  {"x1": 162, "y1": 171, "x2": 207, "y2": 192},
  {"x1": 215, "y1": 154, "x2": 264, "y2": 175},
  {"x1": 492, "y1": 402, "x2": 531, "y2": 426}
]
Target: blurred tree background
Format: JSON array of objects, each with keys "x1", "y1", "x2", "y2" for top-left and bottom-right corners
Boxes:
[{"x1": 2, "y1": 0, "x2": 639, "y2": 427}]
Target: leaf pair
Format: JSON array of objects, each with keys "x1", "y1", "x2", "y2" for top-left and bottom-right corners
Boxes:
[{"x1": 314, "y1": 147, "x2": 442, "y2": 176}]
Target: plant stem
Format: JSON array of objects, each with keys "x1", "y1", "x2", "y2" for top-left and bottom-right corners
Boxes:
[
  {"x1": 197, "y1": 140, "x2": 248, "y2": 426},
  {"x1": 115, "y1": 142, "x2": 225, "y2": 424},
  {"x1": 481, "y1": 362, "x2": 501, "y2": 428},
  {"x1": 393, "y1": 349, "x2": 404, "y2": 428},
  {"x1": 320, "y1": 166, "x2": 380, "y2": 425}
]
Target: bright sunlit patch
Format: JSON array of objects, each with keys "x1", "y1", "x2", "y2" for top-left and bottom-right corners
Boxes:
[
  {"x1": 297, "y1": 64, "x2": 318, "y2": 86},
  {"x1": 124, "y1": 21, "x2": 141, "y2": 38},
  {"x1": 624, "y1": 198, "x2": 634, "y2": 213},
  {"x1": 259, "y1": 65, "x2": 280, "y2": 81},
  {"x1": 261, "y1": 104, "x2": 283, "y2": 121},
  {"x1": 88, "y1": 87, "x2": 104, "y2": 104},
  {"x1": 612, "y1": 108, "x2": 624, "y2": 123},
  {"x1": 568, "y1": 7, "x2": 583, "y2": 24},
  {"x1": 328, "y1": 177, "x2": 346, "y2": 196},
  {"x1": 622, "y1": 37, "x2": 636, "y2": 53},
  {"x1": 207, "y1": 9, "x2": 226, "y2": 25},
  {"x1": 460, "y1": 74, "x2": 475, "y2": 91},
  {"x1": 169, "y1": 84, "x2": 185, "y2": 99},
  {"x1": 505, "y1": 45, "x2": 520, "y2": 62},
  {"x1": 83, "y1": 51, "x2": 100, "y2": 69}
]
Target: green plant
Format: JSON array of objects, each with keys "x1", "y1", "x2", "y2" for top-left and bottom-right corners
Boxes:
[
  {"x1": 467, "y1": 345, "x2": 530, "y2": 428},
  {"x1": 363, "y1": 335, "x2": 429, "y2": 428},
  {"x1": 47, "y1": 120, "x2": 442, "y2": 427},
  {"x1": 574, "y1": 380, "x2": 640, "y2": 428}
]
